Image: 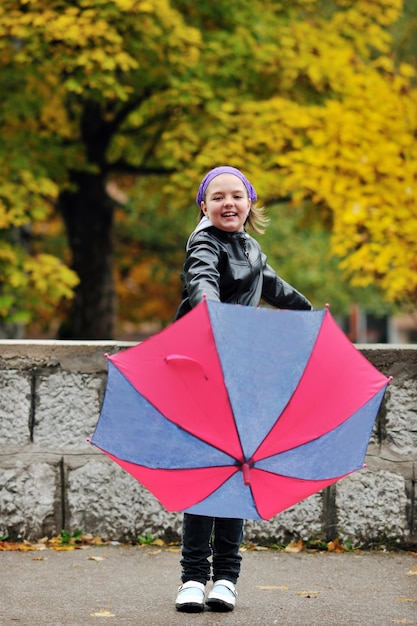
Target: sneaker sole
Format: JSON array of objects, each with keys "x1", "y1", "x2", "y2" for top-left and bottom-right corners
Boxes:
[
  {"x1": 206, "y1": 598, "x2": 234, "y2": 612},
  {"x1": 176, "y1": 602, "x2": 204, "y2": 613}
]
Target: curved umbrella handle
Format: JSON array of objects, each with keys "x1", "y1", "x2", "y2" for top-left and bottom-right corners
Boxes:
[{"x1": 164, "y1": 354, "x2": 209, "y2": 381}]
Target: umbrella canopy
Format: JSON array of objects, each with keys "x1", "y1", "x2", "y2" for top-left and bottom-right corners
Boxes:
[{"x1": 90, "y1": 300, "x2": 391, "y2": 521}]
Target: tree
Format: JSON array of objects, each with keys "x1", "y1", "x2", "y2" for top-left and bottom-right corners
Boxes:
[
  {"x1": 0, "y1": 0, "x2": 415, "y2": 338},
  {"x1": 1, "y1": 0, "x2": 291, "y2": 337}
]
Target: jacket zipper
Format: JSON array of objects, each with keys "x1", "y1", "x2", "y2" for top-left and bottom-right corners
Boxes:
[
  {"x1": 234, "y1": 234, "x2": 252, "y2": 303},
  {"x1": 240, "y1": 234, "x2": 250, "y2": 259}
]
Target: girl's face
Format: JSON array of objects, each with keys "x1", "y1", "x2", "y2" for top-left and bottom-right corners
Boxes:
[{"x1": 201, "y1": 174, "x2": 251, "y2": 232}]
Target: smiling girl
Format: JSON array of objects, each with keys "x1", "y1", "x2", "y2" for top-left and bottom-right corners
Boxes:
[{"x1": 174, "y1": 166, "x2": 312, "y2": 613}]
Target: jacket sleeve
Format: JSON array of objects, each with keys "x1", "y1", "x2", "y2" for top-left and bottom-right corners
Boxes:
[
  {"x1": 261, "y1": 258, "x2": 312, "y2": 310},
  {"x1": 182, "y1": 236, "x2": 222, "y2": 308}
]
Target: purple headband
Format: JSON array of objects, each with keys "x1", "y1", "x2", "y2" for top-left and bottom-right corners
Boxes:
[{"x1": 196, "y1": 166, "x2": 257, "y2": 206}]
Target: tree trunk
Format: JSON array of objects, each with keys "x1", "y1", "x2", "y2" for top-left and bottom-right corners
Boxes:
[{"x1": 58, "y1": 171, "x2": 116, "y2": 339}]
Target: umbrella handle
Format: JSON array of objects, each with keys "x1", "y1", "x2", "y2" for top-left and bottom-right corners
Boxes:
[
  {"x1": 242, "y1": 462, "x2": 252, "y2": 487},
  {"x1": 164, "y1": 354, "x2": 209, "y2": 381}
]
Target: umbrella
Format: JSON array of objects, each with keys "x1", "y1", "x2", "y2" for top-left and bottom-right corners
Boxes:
[{"x1": 90, "y1": 300, "x2": 391, "y2": 521}]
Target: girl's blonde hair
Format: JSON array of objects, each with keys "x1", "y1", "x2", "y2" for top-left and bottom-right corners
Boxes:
[{"x1": 245, "y1": 203, "x2": 269, "y2": 234}]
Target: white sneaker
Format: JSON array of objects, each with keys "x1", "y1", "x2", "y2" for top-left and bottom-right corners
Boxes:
[
  {"x1": 206, "y1": 579, "x2": 237, "y2": 611},
  {"x1": 175, "y1": 580, "x2": 205, "y2": 612}
]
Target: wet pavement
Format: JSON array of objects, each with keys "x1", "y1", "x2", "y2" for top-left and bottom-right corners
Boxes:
[{"x1": 1, "y1": 545, "x2": 416, "y2": 625}]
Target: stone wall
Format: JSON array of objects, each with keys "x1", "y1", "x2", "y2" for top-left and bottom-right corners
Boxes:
[{"x1": 0, "y1": 340, "x2": 416, "y2": 547}]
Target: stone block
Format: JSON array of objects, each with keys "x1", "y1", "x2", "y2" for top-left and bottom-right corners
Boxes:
[
  {"x1": 384, "y1": 381, "x2": 417, "y2": 456},
  {"x1": 0, "y1": 371, "x2": 32, "y2": 445},
  {"x1": 0, "y1": 461, "x2": 59, "y2": 540},
  {"x1": 336, "y1": 469, "x2": 409, "y2": 543},
  {"x1": 35, "y1": 371, "x2": 104, "y2": 449}
]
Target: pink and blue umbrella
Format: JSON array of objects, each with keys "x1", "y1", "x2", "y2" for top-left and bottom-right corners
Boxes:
[{"x1": 90, "y1": 300, "x2": 391, "y2": 520}]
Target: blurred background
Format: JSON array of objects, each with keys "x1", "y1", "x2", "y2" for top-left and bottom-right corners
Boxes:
[{"x1": 1, "y1": 0, "x2": 416, "y2": 343}]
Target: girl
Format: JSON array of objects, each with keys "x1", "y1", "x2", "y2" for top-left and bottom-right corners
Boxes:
[{"x1": 175, "y1": 166, "x2": 311, "y2": 613}]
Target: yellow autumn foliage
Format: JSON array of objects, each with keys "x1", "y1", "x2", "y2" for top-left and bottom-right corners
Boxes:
[
  {"x1": 0, "y1": 0, "x2": 416, "y2": 333},
  {"x1": 175, "y1": 0, "x2": 417, "y2": 304},
  {"x1": 0, "y1": 0, "x2": 201, "y2": 328},
  {"x1": 275, "y1": 66, "x2": 417, "y2": 301}
]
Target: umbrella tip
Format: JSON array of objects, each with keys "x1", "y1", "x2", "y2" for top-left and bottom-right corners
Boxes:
[{"x1": 325, "y1": 303, "x2": 330, "y2": 310}]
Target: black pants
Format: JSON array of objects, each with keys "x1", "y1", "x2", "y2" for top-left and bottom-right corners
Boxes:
[{"x1": 180, "y1": 513, "x2": 244, "y2": 585}]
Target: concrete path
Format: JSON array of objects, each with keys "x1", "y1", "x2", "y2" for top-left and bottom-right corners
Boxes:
[{"x1": 1, "y1": 545, "x2": 416, "y2": 625}]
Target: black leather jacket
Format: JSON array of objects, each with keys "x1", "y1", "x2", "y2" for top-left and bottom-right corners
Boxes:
[{"x1": 175, "y1": 225, "x2": 311, "y2": 320}]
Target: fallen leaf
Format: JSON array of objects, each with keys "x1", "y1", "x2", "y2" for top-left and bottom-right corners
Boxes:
[
  {"x1": 47, "y1": 537, "x2": 62, "y2": 547},
  {"x1": 150, "y1": 538, "x2": 164, "y2": 547},
  {"x1": 406, "y1": 566, "x2": 417, "y2": 576},
  {"x1": 395, "y1": 597, "x2": 415, "y2": 603},
  {"x1": 327, "y1": 538, "x2": 345, "y2": 553},
  {"x1": 32, "y1": 557, "x2": 45, "y2": 561},
  {"x1": 165, "y1": 547, "x2": 181, "y2": 553},
  {"x1": 90, "y1": 609, "x2": 115, "y2": 617},
  {"x1": 91, "y1": 536, "x2": 105, "y2": 545},
  {"x1": 284, "y1": 540, "x2": 304, "y2": 553},
  {"x1": 88, "y1": 555, "x2": 106, "y2": 562},
  {"x1": 148, "y1": 548, "x2": 162, "y2": 555},
  {"x1": 297, "y1": 590, "x2": 321, "y2": 598}
]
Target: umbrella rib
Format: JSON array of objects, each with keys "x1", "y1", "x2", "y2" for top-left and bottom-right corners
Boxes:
[{"x1": 253, "y1": 465, "x2": 352, "y2": 482}]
